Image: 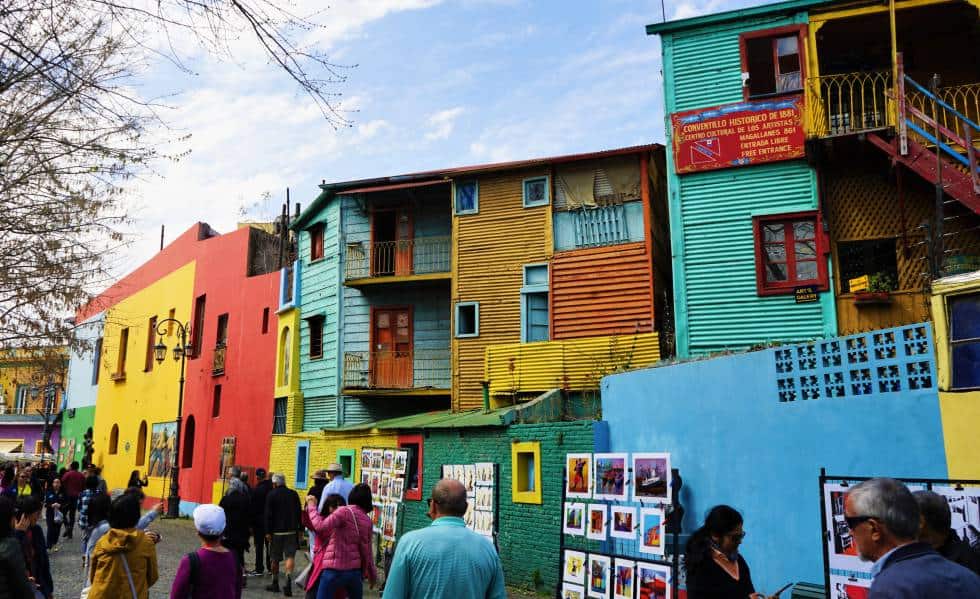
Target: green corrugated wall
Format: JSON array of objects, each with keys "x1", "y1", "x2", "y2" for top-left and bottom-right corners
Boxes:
[{"x1": 661, "y1": 11, "x2": 837, "y2": 357}]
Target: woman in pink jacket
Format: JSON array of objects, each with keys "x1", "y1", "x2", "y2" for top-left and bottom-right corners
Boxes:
[{"x1": 303, "y1": 483, "x2": 377, "y2": 599}]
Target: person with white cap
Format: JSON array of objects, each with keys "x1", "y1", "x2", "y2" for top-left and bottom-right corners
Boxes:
[
  {"x1": 317, "y1": 463, "x2": 353, "y2": 513},
  {"x1": 170, "y1": 504, "x2": 243, "y2": 599}
]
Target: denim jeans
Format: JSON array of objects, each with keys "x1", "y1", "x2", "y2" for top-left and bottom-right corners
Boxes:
[{"x1": 315, "y1": 568, "x2": 363, "y2": 599}]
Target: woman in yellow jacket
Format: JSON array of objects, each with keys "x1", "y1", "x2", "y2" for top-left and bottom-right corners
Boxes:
[{"x1": 88, "y1": 494, "x2": 158, "y2": 598}]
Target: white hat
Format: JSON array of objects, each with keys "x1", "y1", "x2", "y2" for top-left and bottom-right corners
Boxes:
[{"x1": 193, "y1": 504, "x2": 226, "y2": 536}]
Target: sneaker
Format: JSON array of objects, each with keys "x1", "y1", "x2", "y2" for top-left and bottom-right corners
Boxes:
[
  {"x1": 247, "y1": 570, "x2": 264, "y2": 577},
  {"x1": 265, "y1": 581, "x2": 281, "y2": 593},
  {"x1": 283, "y1": 576, "x2": 292, "y2": 597}
]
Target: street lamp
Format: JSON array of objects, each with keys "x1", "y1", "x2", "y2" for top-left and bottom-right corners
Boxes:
[{"x1": 153, "y1": 318, "x2": 193, "y2": 518}]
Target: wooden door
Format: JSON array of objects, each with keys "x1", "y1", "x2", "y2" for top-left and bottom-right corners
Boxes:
[
  {"x1": 395, "y1": 209, "x2": 413, "y2": 276},
  {"x1": 371, "y1": 307, "x2": 413, "y2": 388}
]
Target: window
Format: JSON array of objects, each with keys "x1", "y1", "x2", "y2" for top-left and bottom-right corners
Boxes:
[
  {"x1": 262, "y1": 308, "x2": 270, "y2": 334},
  {"x1": 15, "y1": 385, "x2": 28, "y2": 413},
  {"x1": 215, "y1": 313, "x2": 229, "y2": 347},
  {"x1": 337, "y1": 449, "x2": 355, "y2": 480},
  {"x1": 144, "y1": 316, "x2": 157, "y2": 372},
  {"x1": 399, "y1": 434, "x2": 423, "y2": 501},
  {"x1": 182, "y1": 416, "x2": 196, "y2": 468},
  {"x1": 281, "y1": 262, "x2": 297, "y2": 307},
  {"x1": 34, "y1": 440, "x2": 44, "y2": 455},
  {"x1": 295, "y1": 441, "x2": 310, "y2": 489},
  {"x1": 522, "y1": 264, "x2": 549, "y2": 342},
  {"x1": 741, "y1": 27, "x2": 804, "y2": 99},
  {"x1": 279, "y1": 327, "x2": 292, "y2": 386},
  {"x1": 837, "y1": 238, "x2": 899, "y2": 293},
  {"x1": 108, "y1": 424, "x2": 119, "y2": 455},
  {"x1": 309, "y1": 224, "x2": 325, "y2": 261},
  {"x1": 455, "y1": 302, "x2": 479, "y2": 337},
  {"x1": 753, "y1": 211, "x2": 827, "y2": 296},
  {"x1": 91, "y1": 337, "x2": 103, "y2": 385},
  {"x1": 950, "y1": 293, "x2": 980, "y2": 390},
  {"x1": 212, "y1": 385, "x2": 222, "y2": 418},
  {"x1": 455, "y1": 180, "x2": 479, "y2": 215},
  {"x1": 191, "y1": 295, "x2": 206, "y2": 358},
  {"x1": 307, "y1": 315, "x2": 325, "y2": 359},
  {"x1": 272, "y1": 397, "x2": 288, "y2": 434},
  {"x1": 135, "y1": 421, "x2": 147, "y2": 466},
  {"x1": 115, "y1": 327, "x2": 129, "y2": 377},
  {"x1": 511, "y1": 441, "x2": 542, "y2": 504},
  {"x1": 523, "y1": 176, "x2": 550, "y2": 207}
]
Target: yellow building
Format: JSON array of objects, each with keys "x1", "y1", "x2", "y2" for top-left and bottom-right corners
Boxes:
[
  {"x1": 90, "y1": 263, "x2": 195, "y2": 497},
  {"x1": 0, "y1": 347, "x2": 68, "y2": 456},
  {"x1": 930, "y1": 271, "x2": 980, "y2": 479}
]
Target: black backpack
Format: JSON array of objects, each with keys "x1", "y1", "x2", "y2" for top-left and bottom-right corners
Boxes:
[{"x1": 185, "y1": 551, "x2": 201, "y2": 597}]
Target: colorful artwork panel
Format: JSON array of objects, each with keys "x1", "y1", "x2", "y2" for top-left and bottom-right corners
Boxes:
[
  {"x1": 636, "y1": 561, "x2": 671, "y2": 599},
  {"x1": 639, "y1": 507, "x2": 665, "y2": 555},
  {"x1": 632, "y1": 453, "x2": 671, "y2": 503},
  {"x1": 147, "y1": 421, "x2": 177, "y2": 478},
  {"x1": 610, "y1": 505, "x2": 637, "y2": 540},
  {"x1": 613, "y1": 559, "x2": 635, "y2": 599},
  {"x1": 564, "y1": 502, "x2": 586, "y2": 536},
  {"x1": 566, "y1": 453, "x2": 592, "y2": 499},
  {"x1": 588, "y1": 504, "x2": 608, "y2": 541},
  {"x1": 593, "y1": 453, "x2": 628, "y2": 501},
  {"x1": 587, "y1": 554, "x2": 611, "y2": 599},
  {"x1": 564, "y1": 549, "x2": 587, "y2": 585}
]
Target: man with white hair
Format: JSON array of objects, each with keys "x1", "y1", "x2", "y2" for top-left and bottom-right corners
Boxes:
[
  {"x1": 844, "y1": 477, "x2": 980, "y2": 597},
  {"x1": 263, "y1": 472, "x2": 301, "y2": 596}
]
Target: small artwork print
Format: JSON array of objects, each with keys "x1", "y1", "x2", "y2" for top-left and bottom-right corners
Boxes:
[
  {"x1": 824, "y1": 483, "x2": 870, "y2": 574},
  {"x1": 453, "y1": 465, "x2": 465, "y2": 483},
  {"x1": 639, "y1": 507, "x2": 665, "y2": 555},
  {"x1": 613, "y1": 559, "x2": 635, "y2": 599},
  {"x1": 369, "y1": 473, "x2": 381, "y2": 496},
  {"x1": 383, "y1": 449, "x2": 394, "y2": 471},
  {"x1": 442, "y1": 465, "x2": 451, "y2": 480},
  {"x1": 610, "y1": 505, "x2": 637, "y2": 540},
  {"x1": 563, "y1": 549, "x2": 587, "y2": 585},
  {"x1": 370, "y1": 449, "x2": 383, "y2": 470},
  {"x1": 564, "y1": 502, "x2": 586, "y2": 536},
  {"x1": 475, "y1": 510, "x2": 494, "y2": 537},
  {"x1": 476, "y1": 462, "x2": 494, "y2": 486},
  {"x1": 360, "y1": 471, "x2": 370, "y2": 485},
  {"x1": 587, "y1": 504, "x2": 608, "y2": 541},
  {"x1": 636, "y1": 561, "x2": 671, "y2": 599},
  {"x1": 382, "y1": 503, "x2": 397, "y2": 540},
  {"x1": 563, "y1": 584, "x2": 586, "y2": 599},
  {"x1": 587, "y1": 554, "x2": 611, "y2": 599},
  {"x1": 593, "y1": 453, "x2": 628, "y2": 501},
  {"x1": 371, "y1": 504, "x2": 382, "y2": 532},
  {"x1": 360, "y1": 448, "x2": 371, "y2": 470},
  {"x1": 464, "y1": 501, "x2": 475, "y2": 529},
  {"x1": 380, "y1": 473, "x2": 391, "y2": 500},
  {"x1": 566, "y1": 453, "x2": 592, "y2": 499},
  {"x1": 830, "y1": 574, "x2": 870, "y2": 599},
  {"x1": 935, "y1": 486, "x2": 980, "y2": 547},
  {"x1": 632, "y1": 453, "x2": 671, "y2": 503},
  {"x1": 475, "y1": 487, "x2": 493, "y2": 511},
  {"x1": 464, "y1": 465, "x2": 476, "y2": 493},
  {"x1": 393, "y1": 450, "x2": 408, "y2": 474},
  {"x1": 390, "y1": 477, "x2": 405, "y2": 501}
]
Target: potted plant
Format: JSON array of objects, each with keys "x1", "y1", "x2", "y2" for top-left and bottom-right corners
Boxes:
[{"x1": 854, "y1": 272, "x2": 896, "y2": 305}]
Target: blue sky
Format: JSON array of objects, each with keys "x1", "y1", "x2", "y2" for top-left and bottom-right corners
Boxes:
[{"x1": 115, "y1": 0, "x2": 763, "y2": 275}]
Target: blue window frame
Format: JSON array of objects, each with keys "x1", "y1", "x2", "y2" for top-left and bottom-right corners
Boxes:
[
  {"x1": 295, "y1": 441, "x2": 310, "y2": 489},
  {"x1": 523, "y1": 176, "x2": 550, "y2": 208},
  {"x1": 950, "y1": 292, "x2": 980, "y2": 390},
  {"x1": 455, "y1": 181, "x2": 479, "y2": 215},
  {"x1": 455, "y1": 302, "x2": 479, "y2": 338},
  {"x1": 279, "y1": 260, "x2": 300, "y2": 311},
  {"x1": 521, "y1": 264, "x2": 549, "y2": 343}
]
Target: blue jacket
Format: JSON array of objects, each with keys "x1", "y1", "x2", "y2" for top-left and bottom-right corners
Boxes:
[{"x1": 870, "y1": 542, "x2": 980, "y2": 598}]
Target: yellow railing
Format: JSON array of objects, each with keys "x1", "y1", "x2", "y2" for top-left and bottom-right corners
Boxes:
[
  {"x1": 906, "y1": 83, "x2": 980, "y2": 152},
  {"x1": 806, "y1": 70, "x2": 893, "y2": 138}
]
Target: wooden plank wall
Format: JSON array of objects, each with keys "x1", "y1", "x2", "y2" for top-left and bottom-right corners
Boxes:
[
  {"x1": 452, "y1": 169, "x2": 552, "y2": 411},
  {"x1": 551, "y1": 242, "x2": 653, "y2": 339}
]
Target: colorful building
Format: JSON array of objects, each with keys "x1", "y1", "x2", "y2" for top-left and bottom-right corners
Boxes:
[
  {"x1": 59, "y1": 313, "x2": 104, "y2": 467},
  {"x1": 76, "y1": 222, "x2": 280, "y2": 511},
  {"x1": 0, "y1": 348, "x2": 67, "y2": 457},
  {"x1": 647, "y1": 0, "x2": 980, "y2": 357}
]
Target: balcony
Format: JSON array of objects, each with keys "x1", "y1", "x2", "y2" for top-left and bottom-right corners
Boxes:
[
  {"x1": 344, "y1": 236, "x2": 451, "y2": 285},
  {"x1": 805, "y1": 70, "x2": 892, "y2": 138},
  {"x1": 342, "y1": 349, "x2": 450, "y2": 395},
  {"x1": 212, "y1": 344, "x2": 226, "y2": 376}
]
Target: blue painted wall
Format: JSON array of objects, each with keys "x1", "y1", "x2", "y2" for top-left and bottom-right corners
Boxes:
[
  {"x1": 65, "y1": 313, "x2": 104, "y2": 410},
  {"x1": 553, "y1": 201, "x2": 645, "y2": 251},
  {"x1": 600, "y1": 323, "x2": 947, "y2": 591}
]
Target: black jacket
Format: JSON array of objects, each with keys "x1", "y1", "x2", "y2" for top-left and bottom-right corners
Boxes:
[
  {"x1": 15, "y1": 524, "x2": 52, "y2": 598},
  {"x1": 686, "y1": 553, "x2": 756, "y2": 599},
  {"x1": 220, "y1": 489, "x2": 252, "y2": 548},
  {"x1": 938, "y1": 531, "x2": 980, "y2": 577},
  {"x1": 250, "y1": 479, "x2": 273, "y2": 529},
  {"x1": 264, "y1": 485, "x2": 301, "y2": 534},
  {"x1": 0, "y1": 536, "x2": 34, "y2": 599},
  {"x1": 870, "y1": 542, "x2": 980, "y2": 598}
]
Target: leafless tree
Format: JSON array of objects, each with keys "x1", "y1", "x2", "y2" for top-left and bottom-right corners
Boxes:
[{"x1": 0, "y1": 0, "x2": 350, "y2": 350}]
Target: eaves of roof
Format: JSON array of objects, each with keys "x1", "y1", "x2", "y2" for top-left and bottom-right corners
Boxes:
[{"x1": 646, "y1": 0, "x2": 837, "y2": 36}]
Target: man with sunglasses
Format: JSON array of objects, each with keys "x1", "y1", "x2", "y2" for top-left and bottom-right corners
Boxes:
[
  {"x1": 382, "y1": 479, "x2": 506, "y2": 599},
  {"x1": 844, "y1": 478, "x2": 980, "y2": 597}
]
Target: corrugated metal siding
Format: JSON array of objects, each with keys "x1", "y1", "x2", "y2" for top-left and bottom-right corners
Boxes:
[
  {"x1": 298, "y1": 199, "x2": 341, "y2": 427},
  {"x1": 453, "y1": 169, "x2": 552, "y2": 410},
  {"x1": 680, "y1": 161, "x2": 826, "y2": 354},
  {"x1": 485, "y1": 332, "x2": 660, "y2": 397},
  {"x1": 551, "y1": 242, "x2": 653, "y2": 339}
]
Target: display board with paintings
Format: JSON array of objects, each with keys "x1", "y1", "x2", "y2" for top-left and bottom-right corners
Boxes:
[
  {"x1": 442, "y1": 462, "x2": 497, "y2": 543},
  {"x1": 820, "y1": 470, "x2": 980, "y2": 597},
  {"x1": 560, "y1": 452, "x2": 678, "y2": 599},
  {"x1": 359, "y1": 447, "x2": 410, "y2": 542}
]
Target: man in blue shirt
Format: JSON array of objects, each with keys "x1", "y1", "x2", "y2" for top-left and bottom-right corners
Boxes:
[
  {"x1": 845, "y1": 477, "x2": 980, "y2": 598},
  {"x1": 318, "y1": 462, "x2": 353, "y2": 512},
  {"x1": 383, "y1": 478, "x2": 506, "y2": 599}
]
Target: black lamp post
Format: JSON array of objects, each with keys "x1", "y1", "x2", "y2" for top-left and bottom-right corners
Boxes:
[
  {"x1": 153, "y1": 319, "x2": 193, "y2": 518},
  {"x1": 30, "y1": 373, "x2": 60, "y2": 461}
]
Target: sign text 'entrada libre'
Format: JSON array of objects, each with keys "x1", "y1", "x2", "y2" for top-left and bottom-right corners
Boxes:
[{"x1": 671, "y1": 96, "x2": 805, "y2": 174}]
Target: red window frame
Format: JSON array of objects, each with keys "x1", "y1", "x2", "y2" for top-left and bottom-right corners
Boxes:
[
  {"x1": 738, "y1": 25, "x2": 807, "y2": 101},
  {"x1": 753, "y1": 210, "x2": 828, "y2": 296},
  {"x1": 398, "y1": 433, "x2": 423, "y2": 501},
  {"x1": 309, "y1": 223, "x2": 325, "y2": 261}
]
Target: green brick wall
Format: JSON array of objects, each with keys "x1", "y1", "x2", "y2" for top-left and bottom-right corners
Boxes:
[
  {"x1": 397, "y1": 420, "x2": 606, "y2": 592},
  {"x1": 58, "y1": 405, "x2": 95, "y2": 467}
]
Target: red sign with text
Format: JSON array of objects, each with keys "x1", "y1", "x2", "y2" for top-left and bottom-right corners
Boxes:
[{"x1": 671, "y1": 96, "x2": 805, "y2": 174}]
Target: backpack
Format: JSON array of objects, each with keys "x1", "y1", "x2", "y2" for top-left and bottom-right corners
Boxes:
[{"x1": 185, "y1": 551, "x2": 201, "y2": 597}]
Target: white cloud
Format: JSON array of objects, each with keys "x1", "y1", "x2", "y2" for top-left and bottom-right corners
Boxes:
[{"x1": 424, "y1": 107, "x2": 465, "y2": 141}]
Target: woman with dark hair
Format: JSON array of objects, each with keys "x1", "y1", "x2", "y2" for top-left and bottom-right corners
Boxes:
[
  {"x1": 304, "y1": 483, "x2": 377, "y2": 599},
  {"x1": 127, "y1": 471, "x2": 149, "y2": 490},
  {"x1": 301, "y1": 494, "x2": 347, "y2": 599},
  {"x1": 0, "y1": 496, "x2": 35, "y2": 599},
  {"x1": 14, "y1": 495, "x2": 53, "y2": 598},
  {"x1": 685, "y1": 505, "x2": 773, "y2": 599}
]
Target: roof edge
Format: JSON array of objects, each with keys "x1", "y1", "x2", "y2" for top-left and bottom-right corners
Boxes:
[{"x1": 646, "y1": 0, "x2": 834, "y2": 35}]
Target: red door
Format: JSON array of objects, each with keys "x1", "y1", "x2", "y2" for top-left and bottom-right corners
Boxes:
[
  {"x1": 371, "y1": 209, "x2": 413, "y2": 276},
  {"x1": 371, "y1": 308, "x2": 412, "y2": 388},
  {"x1": 395, "y1": 210, "x2": 413, "y2": 276}
]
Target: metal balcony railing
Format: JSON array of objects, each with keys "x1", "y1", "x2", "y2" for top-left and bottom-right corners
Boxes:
[
  {"x1": 342, "y1": 349, "x2": 450, "y2": 390},
  {"x1": 212, "y1": 344, "x2": 227, "y2": 376},
  {"x1": 806, "y1": 70, "x2": 892, "y2": 138},
  {"x1": 345, "y1": 236, "x2": 451, "y2": 280},
  {"x1": 907, "y1": 82, "x2": 980, "y2": 154}
]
